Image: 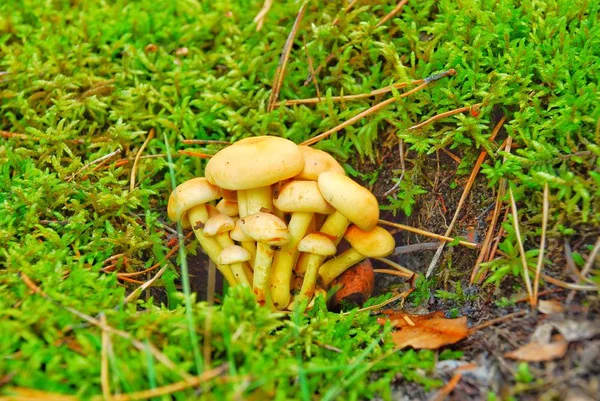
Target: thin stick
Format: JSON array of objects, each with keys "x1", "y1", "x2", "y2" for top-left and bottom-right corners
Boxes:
[
  {"x1": 332, "y1": 0, "x2": 360, "y2": 26},
  {"x1": 90, "y1": 364, "x2": 228, "y2": 401},
  {"x1": 383, "y1": 138, "x2": 405, "y2": 196},
  {"x1": 344, "y1": 288, "x2": 414, "y2": 315},
  {"x1": 373, "y1": 257, "x2": 416, "y2": 276},
  {"x1": 425, "y1": 116, "x2": 505, "y2": 277},
  {"x1": 177, "y1": 149, "x2": 213, "y2": 159},
  {"x1": 375, "y1": 0, "x2": 408, "y2": 28},
  {"x1": 374, "y1": 269, "x2": 412, "y2": 278},
  {"x1": 541, "y1": 273, "x2": 598, "y2": 291},
  {"x1": 487, "y1": 207, "x2": 510, "y2": 263},
  {"x1": 509, "y1": 186, "x2": 534, "y2": 306},
  {"x1": 378, "y1": 219, "x2": 478, "y2": 248},
  {"x1": 180, "y1": 139, "x2": 230, "y2": 145},
  {"x1": 533, "y1": 183, "x2": 549, "y2": 306},
  {"x1": 441, "y1": 148, "x2": 462, "y2": 164},
  {"x1": 267, "y1": 2, "x2": 308, "y2": 112},
  {"x1": 303, "y1": 35, "x2": 321, "y2": 100},
  {"x1": 430, "y1": 372, "x2": 462, "y2": 401},
  {"x1": 301, "y1": 70, "x2": 456, "y2": 146},
  {"x1": 67, "y1": 149, "x2": 122, "y2": 182},
  {"x1": 124, "y1": 265, "x2": 168, "y2": 304},
  {"x1": 1, "y1": 130, "x2": 29, "y2": 139},
  {"x1": 580, "y1": 237, "x2": 600, "y2": 278},
  {"x1": 253, "y1": 0, "x2": 273, "y2": 31},
  {"x1": 394, "y1": 242, "x2": 440, "y2": 254},
  {"x1": 19, "y1": 272, "x2": 194, "y2": 382},
  {"x1": 469, "y1": 310, "x2": 528, "y2": 332},
  {"x1": 130, "y1": 128, "x2": 155, "y2": 191},
  {"x1": 408, "y1": 104, "x2": 481, "y2": 131},
  {"x1": 101, "y1": 314, "x2": 112, "y2": 401},
  {"x1": 470, "y1": 136, "x2": 511, "y2": 283}
]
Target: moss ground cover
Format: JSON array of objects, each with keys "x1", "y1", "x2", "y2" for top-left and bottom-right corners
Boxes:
[{"x1": 1, "y1": 0, "x2": 598, "y2": 399}]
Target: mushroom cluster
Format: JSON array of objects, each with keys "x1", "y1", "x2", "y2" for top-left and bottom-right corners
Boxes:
[{"x1": 167, "y1": 136, "x2": 395, "y2": 310}]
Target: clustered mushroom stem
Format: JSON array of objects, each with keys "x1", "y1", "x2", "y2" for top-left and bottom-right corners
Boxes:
[
  {"x1": 270, "y1": 212, "x2": 313, "y2": 310},
  {"x1": 318, "y1": 248, "x2": 365, "y2": 286},
  {"x1": 187, "y1": 206, "x2": 237, "y2": 285},
  {"x1": 253, "y1": 242, "x2": 275, "y2": 305},
  {"x1": 240, "y1": 241, "x2": 256, "y2": 268},
  {"x1": 215, "y1": 234, "x2": 252, "y2": 286},
  {"x1": 297, "y1": 255, "x2": 323, "y2": 302},
  {"x1": 237, "y1": 190, "x2": 248, "y2": 217},
  {"x1": 240, "y1": 186, "x2": 272, "y2": 215}
]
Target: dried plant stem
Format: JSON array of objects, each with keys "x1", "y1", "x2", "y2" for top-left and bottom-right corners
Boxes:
[
  {"x1": 101, "y1": 314, "x2": 112, "y2": 401},
  {"x1": 346, "y1": 288, "x2": 414, "y2": 315},
  {"x1": 425, "y1": 116, "x2": 506, "y2": 277},
  {"x1": 67, "y1": 149, "x2": 122, "y2": 182},
  {"x1": 19, "y1": 272, "x2": 194, "y2": 382},
  {"x1": 1, "y1": 130, "x2": 28, "y2": 139},
  {"x1": 441, "y1": 148, "x2": 462, "y2": 164},
  {"x1": 533, "y1": 183, "x2": 549, "y2": 305},
  {"x1": 430, "y1": 372, "x2": 462, "y2": 401},
  {"x1": 177, "y1": 149, "x2": 213, "y2": 158},
  {"x1": 378, "y1": 219, "x2": 478, "y2": 248},
  {"x1": 509, "y1": 186, "x2": 534, "y2": 306},
  {"x1": 541, "y1": 273, "x2": 598, "y2": 291},
  {"x1": 267, "y1": 2, "x2": 308, "y2": 112},
  {"x1": 376, "y1": 0, "x2": 409, "y2": 28},
  {"x1": 374, "y1": 269, "x2": 412, "y2": 278},
  {"x1": 408, "y1": 104, "x2": 481, "y2": 130},
  {"x1": 580, "y1": 237, "x2": 600, "y2": 278},
  {"x1": 303, "y1": 35, "x2": 321, "y2": 100},
  {"x1": 332, "y1": 0, "x2": 360, "y2": 26},
  {"x1": 253, "y1": 0, "x2": 273, "y2": 31},
  {"x1": 469, "y1": 310, "x2": 528, "y2": 332},
  {"x1": 180, "y1": 139, "x2": 230, "y2": 145},
  {"x1": 470, "y1": 136, "x2": 511, "y2": 283},
  {"x1": 124, "y1": 265, "x2": 168, "y2": 304},
  {"x1": 394, "y1": 242, "x2": 440, "y2": 254},
  {"x1": 130, "y1": 128, "x2": 155, "y2": 191},
  {"x1": 383, "y1": 138, "x2": 405, "y2": 195},
  {"x1": 373, "y1": 257, "x2": 415, "y2": 276},
  {"x1": 90, "y1": 364, "x2": 228, "y2": 401}
]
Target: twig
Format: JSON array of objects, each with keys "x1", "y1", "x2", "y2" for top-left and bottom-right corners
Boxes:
[
  {"x1": 373, "y1": 257, "x2": 415, "y2": 276},
  {"x1": 469, "y1": 310, "x2": 528, "y2": 332},
  {"x1": 533, "y1": 183, "x2": 549, "y2": 306},
  {"x1": 101, "y1": 314, "x2": 112, "y2": 401},
  {"x1": 130, "y1": 128, "x2": 155, "y2": 191},
  {"x1": 331, "y1": 0, "x2": 360, "y2": 26},
  {"x1": 1, "y1": 130, "x2": 29, "y2": 139},
  {"x1": 383, "y1": 138, "x2": 405, "y2": 196},
  {"x1": 177, "y1": 149, "x2": 213, "y2": 159},
  {"x1": 267, "y1": 2, "x2": 308, "y2": 112},
  {"x1": 300, "y1": 69, "x2": 456, "y2": 146},
  {"x1": 375, "y1": 0, "x2": 408, "y2": 28},
  {"x1": 374, "y1": 269, "x2": 412, "y2": 278},
  {"x1": 425, "y1": 116, "x2": 505, "y2": 277},
  {"x1": 487, "y1": 207, "x2": 510, "y2": 263},
  {"x1": 430, "y1": 372, "x2": 462, "y2": 401},
  {"x1": 253, "y1": 0, "x2": 273, "y2": 31},
  {"x1": 580, "y1": 237, "x2": 600, "y2": 278},
  {"x1": 470, "y1": 137, "x2": 511, "y2": 283},
  {"x1": 509, "y1": 186, "x2": 534, "y2": 306},
  {"x1": 394, "y1": 242, "x2": 440, "y2": 254},
  {"x1": 180, "y1": 139, "x2": 230, "y2": 145},
  {"x1": 303, "y1": 35, "x2": 321, "y2": 101},
  {"x1": 124, "y1": 265, "x2": 168, "y2": 304},
  {"x1": 67, "y1": 149, "x2": 122, "y2": 182},
  {"x1": 441, "y1": 148, "x2": 462, "y2": 164},
  {"x1": 90, "y1": 364, "x2": 228, "y2": 401},
  {"x1": 408, "y1": 104, "x2": 481, "y2": 131},
  {"x1": 19, "y1": 272, "x2": 194, "y2": 383},
  {"x1": 345, "y1": 288, "x2": 414, "y2": 315},
  {"x1": 378, "y1": 219, "x2": 478, "y2": 248},
  {"x1": 541, "y1": 273, "x2": 598, "y2": 291}
]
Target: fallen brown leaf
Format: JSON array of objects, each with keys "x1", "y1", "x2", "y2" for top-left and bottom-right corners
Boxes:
[
  {"x1": 537, "y1": 299, "x2": 565, "y2": 315},
  {"x1": 378, "y1": 311, "x2": 470, "y2": 349},
  {"x1": 504, "y1": 340, "x2": 568, "y2": 362}
]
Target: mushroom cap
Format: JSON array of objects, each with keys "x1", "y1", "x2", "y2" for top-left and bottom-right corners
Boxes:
[
  {"x1": 205, "y1": 136, "x2": 304, "y2": 190},
  {"x1": 296, "y1": 145, "x2": 346, "y2": 180},
  {"x1": 219, "y1": 188, "x2": 238, "y2": 202},
  {"x1": 218, "y1": 245, "x2": 252, "y2": 265},
  {"x1": 344, "y1": 225, "x2": 395, "y2": 258},
  {"x1": 216, "y1": 199, "x2": 239, "y2": 217},
  {"x1": 203, "y1": 214, "x2": 235, "y2": 237},
  {"x1": 240, "y1": 211, "x2": 291, "y2": 246},
  {"x1": 167, "y1": 177, "x2": 221, "y2": 223},
  {"x1": 230, "y1": 219, "x2": 253, "y2": 242},
  {"x1": 297, "y1": 232, "x2": 337, "y2": 256},
  {"x1": 317, "y1": 172, "x2": 379, "y2": 231},
  {"x1": 273, "y1": 180, "x2": 334, "y2": 214}
]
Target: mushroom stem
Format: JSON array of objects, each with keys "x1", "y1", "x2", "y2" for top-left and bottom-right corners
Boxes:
[
  {"x1": 298, "y1": 253, "x2": 324, "y2": 301},
  {"x1": 240, "y1": 242, "x2": 256, "y2": 268},
  {"x1": 253, "y1": 242, "x2": 275, "y2": 305},
  {"x1": 215, "y1": 234, "x2": 252, "y2": 286},
  {"x1": 187, "y1": 206, "x2": 237, "y2": 285},
  {"x1": 270, "y1": 212, "x2": 313, "y2": 310},
  {"x1": 318, "y1": 248, "x2": 365, "y2": 286},
  {"x1": 239, "y1": 186, "x2": 272, "y2": 216}
]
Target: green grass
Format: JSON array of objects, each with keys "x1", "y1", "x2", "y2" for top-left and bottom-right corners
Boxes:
[{"x1": 1, "y1": 0, "x2": 599, "y2": 398}]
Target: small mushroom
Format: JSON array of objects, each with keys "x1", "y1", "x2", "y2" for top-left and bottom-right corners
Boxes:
[
  {"x1": 296, "y1": 232, "x2": 337, "y2": 303},
  {"x1": 218, "y1": 245, "x2": 252, "y2": 285},
  {"x1": 216, "y1": 199, "x2": 239, "y2": 217},
  {"x1": 318, "y1": 225, "x2": 395, "y2": 285},
  {"x1": 230, "y1": 219, "x2": 256, "y2": 267},
  {"x1": 240, "y1": 211, "x2": 291, "y2": 304},
  {"x1": 295, "y1": 145, "x2": 346, "y2": 180},
  {"x1": 167, "y1": 177, "x2": 236, "y2": 285}
]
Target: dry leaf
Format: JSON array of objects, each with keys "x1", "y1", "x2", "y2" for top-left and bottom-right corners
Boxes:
[
  {"x1": 378, "y1": 311, "x2": 470, "y2": 349},
  {"x1": 549, "y1": 318, "x2": 600, "y2": 342},
  {"x1": 504, "y1": 340, "x2": 568, "y2": 361},
  {"x1": 330, "y1": 258, "x2": 374, "y2": 307},
  {"x1": 537, "y1": 299, "x2": 565, "y2": 314}
]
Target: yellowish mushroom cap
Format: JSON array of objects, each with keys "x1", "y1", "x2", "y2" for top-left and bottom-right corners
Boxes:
[
  {"x1": 297, "y1": 232, "x2": 337, "y2": 256},
  {"x1": 273, "y1": 180, "x2": 334, "y2": 214},
  {"x1": 230, "y1": 219, "x2": 253, "y2": 242},
  {"x1": 167, "y1": 177, "x2": 221, "y2": 224},
  {"x1": 218, "y1": 245, "x2": 252, "y2": 265},
  {"x1": 203, "y1": 214, "x2": 235, "y2": 237},
  {"x1": 216, "y1": 199, "x2": 239, "y2": 217},
  {"x1": 240, "y1": 211, "x2": 291, "y2": 246},
  {"x1": 205, "y1": 136, "x2": 304, "y2": 190},
  {"x1": 296, "y1": 145, "x2": 346, "y2": 180},
  {"x1": 317, "y1": 172, "x2": 379, "y2": 231},
  {"x1": 344, "y1": 225, "x2": 395, "y2": 258}
]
